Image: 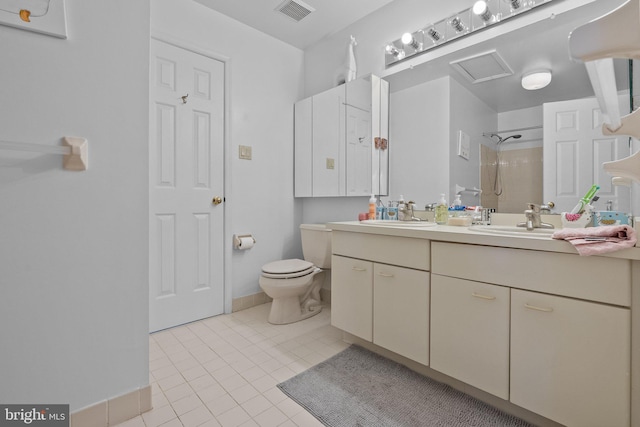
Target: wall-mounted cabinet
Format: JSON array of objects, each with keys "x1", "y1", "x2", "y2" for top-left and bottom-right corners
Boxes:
[{"x1": 294, "y1": 74, "x2": 389, "y2": 197}]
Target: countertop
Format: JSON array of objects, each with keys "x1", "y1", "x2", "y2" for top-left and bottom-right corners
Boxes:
[{"x1": 328, "y1": 221, "x2": 640, "y2": 261}]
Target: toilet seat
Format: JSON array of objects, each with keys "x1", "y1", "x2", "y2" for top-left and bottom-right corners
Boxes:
[{"x1": 261, "y1": 259, "x2": 315, "y2": 279}]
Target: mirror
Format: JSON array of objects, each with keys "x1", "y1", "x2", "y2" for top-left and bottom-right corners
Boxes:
[{"x1": 384, "y1": 0, "x2": 631, "y2": 213}]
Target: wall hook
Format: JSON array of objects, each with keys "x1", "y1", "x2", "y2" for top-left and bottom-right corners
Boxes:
[{"x1": 181, "y1": 94, "x2": 189, "y2": 104}]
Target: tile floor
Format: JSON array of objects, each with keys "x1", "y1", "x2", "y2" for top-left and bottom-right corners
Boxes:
[{"x1": 115, "y1": 303, "x2": 348, "y2": 427}]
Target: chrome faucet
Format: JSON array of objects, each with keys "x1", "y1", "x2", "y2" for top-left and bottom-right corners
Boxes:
[
  {"x1": 517, "y1": 203, "x2": 555, "y2": 231},
  {"x1": 400, "y1": 200, "x2": 422, "y2": 221}
]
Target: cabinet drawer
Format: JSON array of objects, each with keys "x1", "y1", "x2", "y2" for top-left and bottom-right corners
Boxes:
[
  {"x1": 430, "y1": 275, "x2": 509, "y2": 399},
  {"x1": 431, "y1": 242, "x2": 630, "y2": 306},
  {"x1": 333, "y1": 231, "x2": 430, "y2": 270}
]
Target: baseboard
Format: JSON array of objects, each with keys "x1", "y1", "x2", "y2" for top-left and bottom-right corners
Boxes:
[
  {"x1": 232, "y1": 289, "x2": 331, "y2": 313},
  {"x1": 231, "y1": 291, "x2": 272, "y2": 312},
  {"x1": 70, "y1": 385, "x2": 152, "y2": 427}
]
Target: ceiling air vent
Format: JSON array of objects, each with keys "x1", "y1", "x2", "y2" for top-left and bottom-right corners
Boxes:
[
  {"x1": 450, "y1": 50, "x2": 513, "y2": 84},
  {"x1": 275, "y1": 0, "x2": 315, "y2": 22}
]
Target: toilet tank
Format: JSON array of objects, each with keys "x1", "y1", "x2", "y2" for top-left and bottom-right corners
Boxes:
[{"x1": 300, "y1": 223, "x2": 332, "y2": 268}]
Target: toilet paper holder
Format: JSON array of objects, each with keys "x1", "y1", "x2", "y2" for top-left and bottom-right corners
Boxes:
[{"x1": 233, "y1": 234, "x2": 256, "y2": 250}]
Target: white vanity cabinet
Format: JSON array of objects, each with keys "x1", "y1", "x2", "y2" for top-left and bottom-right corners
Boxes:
[
  {"x1": 331, "y1": 231, "x2": 430, "y2": 364},
  {"x1": 432, "y1": 241, "x2": 631, "y2": 427},
  {"x1": 511, "y1": 289, "x2": 630, "y2": 427},
  {"x1": 294, "y1": 74, "x2": 389, "y2": 197},
  {"x1": 373, "y1": 263, "x2": 429, "y2": 365},
  {"x1": 430, "y1": 275, "x2": 510, "y2": 399},
  {"x1": 331, "y1": 255, "x2": 373, "y2": 341}
]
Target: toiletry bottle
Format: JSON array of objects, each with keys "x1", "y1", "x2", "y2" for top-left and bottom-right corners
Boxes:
[
  {"x1": 397, "y1": 195, "x2": 406, "y2": 221},
  {"x1": 435, "y1": 193, "x2": 448, "y2": 224},
  {"x1": 368, "y1": 194, "x2": 376, "y2": 220},
  {"x1": 376, "y1": 199, "x2": 386, "y2": 220},
  {"x1": 452, "y1": 195, "x2": 462, "y2": 217}
]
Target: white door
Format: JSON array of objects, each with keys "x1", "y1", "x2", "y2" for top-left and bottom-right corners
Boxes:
[
  {"x1": 149, "y1": 39, "x2": 225, "y2": 332},
  {"x1": 543, "y1": 97, "x2": 630, "y2": 213}
]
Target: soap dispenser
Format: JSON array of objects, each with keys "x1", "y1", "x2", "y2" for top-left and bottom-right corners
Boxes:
[
  {"x1": 368, "y1": 194, "x2": 376, "y2": 220},
  {"x1": 435, "y1": 193, "x2": 448, "y2": 224}
]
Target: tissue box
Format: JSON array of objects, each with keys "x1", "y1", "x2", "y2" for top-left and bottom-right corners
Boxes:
[{"x1": 592, "y1": 211, "x2": 631, "y2": 227}]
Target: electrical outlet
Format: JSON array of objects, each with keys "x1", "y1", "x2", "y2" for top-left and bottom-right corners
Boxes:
[
  {"x1": 326, "y1": 158, "x2": 335, "y2": 169},
  {"x1": 239, "y1": 145, "x2": 252, "y2": 160}
]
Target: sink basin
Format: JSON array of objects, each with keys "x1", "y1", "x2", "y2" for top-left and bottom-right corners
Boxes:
[
  {"x1": 360, "y1": 220, "x2": 437, "y2": 227},
  {"x1": 468, "y1": 225, "x2": 555, "y2": 238}
]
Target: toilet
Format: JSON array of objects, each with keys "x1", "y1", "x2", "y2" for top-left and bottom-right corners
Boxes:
[{"x1": 259, "y1": 224, "x2": 331, "y2": 325}]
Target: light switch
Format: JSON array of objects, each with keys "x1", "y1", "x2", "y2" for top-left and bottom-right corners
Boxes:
[
  {"x1": 457, "y1": 131, "x2": 470, "y2": 160},
  {"x1": 239, "y1": 145, "x2": 252, "y2": 160},
  {"x1": 326, "y1": 158, "x2": 335, "y2": 169}
]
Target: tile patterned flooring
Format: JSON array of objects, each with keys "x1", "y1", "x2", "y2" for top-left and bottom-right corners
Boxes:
[{"x1": 115, "y1": 303, "x2": 348, "y2": 427}]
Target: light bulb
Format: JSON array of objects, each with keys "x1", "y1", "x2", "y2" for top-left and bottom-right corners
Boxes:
[
  {"x1": 401, "y1": 32, "x2": 421, "y2": 50},
  {"x1": 473, "y1": 1, "x2": 493, "y2": 22}
]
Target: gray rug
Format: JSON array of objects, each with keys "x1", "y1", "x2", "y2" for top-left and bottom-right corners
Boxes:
[{"x1": 278, "y1": 345, "x2": 534, "y2": 427}]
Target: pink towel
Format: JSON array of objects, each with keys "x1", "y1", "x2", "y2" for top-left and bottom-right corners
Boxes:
[{"x1": 551, "y1": 225, "x2": 637, "y2": 256}]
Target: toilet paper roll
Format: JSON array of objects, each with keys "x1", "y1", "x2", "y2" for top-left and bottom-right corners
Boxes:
[{"x1": 236, "y1": 236, "x2": 255, "y2": 250}]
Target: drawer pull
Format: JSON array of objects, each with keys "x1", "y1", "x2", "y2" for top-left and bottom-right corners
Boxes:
[
  {"x1": 352, "y1": 267, "x2": 367, "y2": 272},
  {"x1": 378, "y1": 272, "x2": 395, "y2": 278},
  {"x1": 524, "y1": 303, "x2": 554, "y2": 313},
  {"x1": 472, "y1": 292, "x2": 495, "y2": 301}
]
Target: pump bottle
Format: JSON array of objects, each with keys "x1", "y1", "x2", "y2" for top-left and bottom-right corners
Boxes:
[
  {"x1": 435, "y1": 193, "x2": 448, "y2": 224},
  {"x1": 368, "y1": 194, "x2": 376, "y2": 220}
]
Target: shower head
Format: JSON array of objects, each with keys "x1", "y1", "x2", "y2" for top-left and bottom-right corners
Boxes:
[{"x1": 491, "y1": 134, "x2": 522, "y2": 144}]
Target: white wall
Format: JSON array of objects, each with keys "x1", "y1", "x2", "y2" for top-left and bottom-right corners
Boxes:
[
  {"x1": 498, "y1": 105, "x2": 544, "y2": 151},
  {"x1": 151, "y1": 1, "x2": 305, "y2": 299},
  {"x1": 388, "y1": 77, "x2": 451, "y2": 208},
  {"x1": 0, "y1": 0, "x2": 150, "y2": 411},
  {"x1": 449, "y1": 78, "x2": 498, "y2": 206}
]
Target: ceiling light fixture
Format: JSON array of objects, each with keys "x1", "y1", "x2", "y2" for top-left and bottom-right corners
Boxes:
[{"x1": 521, "y1": 70, "x2": 552, "y2": 90}]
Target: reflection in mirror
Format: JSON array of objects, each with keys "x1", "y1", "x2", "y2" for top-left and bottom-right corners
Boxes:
[{"x1": 385, "y1": 0, "x2": 631, "y2": 214}]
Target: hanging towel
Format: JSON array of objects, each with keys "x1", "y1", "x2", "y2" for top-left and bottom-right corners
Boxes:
[{"x1": 551, "y1": 225, "x2": 637, "y2": 256}]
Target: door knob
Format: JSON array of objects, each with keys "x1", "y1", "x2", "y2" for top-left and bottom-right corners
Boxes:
[{"x1": 212, "y1": 196, "x2": 223, "y2": 205}]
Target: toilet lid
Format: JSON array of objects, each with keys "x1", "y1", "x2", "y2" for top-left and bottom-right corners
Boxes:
[{"x1": 262, "y1": 259, "x2": 314, "y2": 276}]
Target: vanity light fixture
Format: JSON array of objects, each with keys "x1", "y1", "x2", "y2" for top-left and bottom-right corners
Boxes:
[
  {"x1": 384, "y1": 0, "x2": 554, "y2": 67},
  {"x1": 427, "y1": 27, "x2": 441, "y2": 42},
  {"x1": 521, "y1": 70, "x2": 552, "y2": 90},
  {"x1": 450, "y1": 16, "x2": 466, "y2": 33},
  {"x1": 385, "y1": 44, "x2": 405, "y2": 59},
  {"x1": 473, "y1": 1, "x2": 494, "y2": 22},
  {"x1": 401, "y1": 32, "x2": 421, "y2": 50}
]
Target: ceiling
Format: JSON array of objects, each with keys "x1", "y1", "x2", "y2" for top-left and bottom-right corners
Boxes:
[{"x1": 193, "y1": 0, "x2": 395, "y2": 50}]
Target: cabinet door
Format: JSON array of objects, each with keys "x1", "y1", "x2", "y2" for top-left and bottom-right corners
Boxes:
[
  {"x1": 511, "y1": 289, "x2": 630, "y2": 427},
  {"x1": 331, "y1": 255, "x2": 373, "y2": 341},
  {"x1": 346, "y1": 105, "x2": 372, "y2": 196},
  {"x1": 294, "y1": 97, "x2": 312, "y2": 197},
  {"x1": 373, "y1": 263, "x2": 429, "y2": 365},
  {"x1": 312, "y1": 85, "x2": 345, "y2": 196},
  {"x1": 430, "y1": 275, "x2": 510, "y2": 399}
]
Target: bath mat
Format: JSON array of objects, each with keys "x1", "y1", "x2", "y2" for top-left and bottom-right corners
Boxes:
[{"x1": 278, "y1": 345, "x2": 533, "y2": 427}]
